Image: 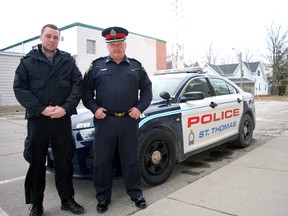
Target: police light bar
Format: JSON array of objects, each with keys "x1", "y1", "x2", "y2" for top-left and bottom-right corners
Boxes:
[{"x1": 154, "y1": 67, "x2": 206, "y2": 75}]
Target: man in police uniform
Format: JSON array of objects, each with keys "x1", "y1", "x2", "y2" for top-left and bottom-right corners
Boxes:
[{"x1": 82, "y1": 26, "x2": 152, "y2": 213}]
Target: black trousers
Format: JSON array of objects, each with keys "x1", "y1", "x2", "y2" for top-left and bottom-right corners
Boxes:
[
  {"x1": 93, "y1": 116, "x2": 142, "y2": 202},
  {"x1": 25, "y1": 115, "x2": 75, "y2": 204}
]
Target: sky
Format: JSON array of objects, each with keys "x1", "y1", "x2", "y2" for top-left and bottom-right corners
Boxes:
[{"x1": 1, "y1": 0, "x2": 288, "y2": 64}]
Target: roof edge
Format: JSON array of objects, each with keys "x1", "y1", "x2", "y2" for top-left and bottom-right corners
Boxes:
[{"x1": 0, "y1": 22, "x2": 166, "y2": 51}]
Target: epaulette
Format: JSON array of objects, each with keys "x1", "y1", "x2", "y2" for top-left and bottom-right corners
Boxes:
[
  {"x1": 129, "y1": 57, "x2": 141, "y2": 65},
  {"x1": 92, "y1": 56, "x2": 106, "y2": 63}
]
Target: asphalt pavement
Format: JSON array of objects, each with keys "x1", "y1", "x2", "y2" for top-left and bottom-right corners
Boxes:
[
  {"x1": 1, "y1": 100, "x2": 288, "y2": 216},
  {"x1": 131, "y1": 132, "x2": 288, "y2": 216}
]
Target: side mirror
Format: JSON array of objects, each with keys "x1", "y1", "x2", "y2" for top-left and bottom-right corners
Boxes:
[
  {"x1": 180, "y1": 91, "x2": 205, "y2": 102},
  {"x1": 160, "y1": 91, "x2": 171, "y2": 100}
]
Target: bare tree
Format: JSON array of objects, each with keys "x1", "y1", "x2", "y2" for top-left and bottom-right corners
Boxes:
[
  {"x1": 265, "y1": 22, "x2": 288, "y2": 95},
  {"x1": 242, "y1": 48, "x2": 254, "y2": 63},
  {"x1": 204, "y1": 42, "x2": 218, "y2": 64}
]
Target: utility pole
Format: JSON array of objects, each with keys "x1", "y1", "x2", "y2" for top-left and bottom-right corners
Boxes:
[
  {"x1": 172, "y1": 0, "x2": 183, "y2": 69},
  {"x1": 239, "y1": 52, "x2": 243, "y2": 89}
]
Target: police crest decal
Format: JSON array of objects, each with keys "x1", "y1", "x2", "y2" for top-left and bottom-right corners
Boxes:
[{"x1": 188, "y1": 129, "x2": 195, "y2": 145}]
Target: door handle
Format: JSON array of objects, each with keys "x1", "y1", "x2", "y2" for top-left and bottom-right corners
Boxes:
[{"x1": 210, "y1": 101, "x2": 218, "y2": 108}]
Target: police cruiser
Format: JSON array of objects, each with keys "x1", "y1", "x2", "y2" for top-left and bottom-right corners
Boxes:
[{"x1": 47, "y1": 68, "x2": 256, "y2": 186}]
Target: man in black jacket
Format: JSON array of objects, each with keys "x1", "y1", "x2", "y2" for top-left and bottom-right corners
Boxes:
[{"x1": 13, "y1": 24, "x2": 84, "y2": 216}]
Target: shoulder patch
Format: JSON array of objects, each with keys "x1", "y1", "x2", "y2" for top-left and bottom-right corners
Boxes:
[
  {"x1": 129, "y1": 57, "x2": 147, "y2": 72},
  {"x1": 85, "y1": 63, "x2": 93, "y2": 75},
  {"x1": 141, "y1": 65, "x2": 147, "y2": 73},
  {"x1": 85, "y1": 57, "x2": 107, "y2": 75}
]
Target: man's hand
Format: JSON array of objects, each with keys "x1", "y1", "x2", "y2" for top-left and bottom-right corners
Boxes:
[
  {"x1": 129, "y1": 107, "x2": 141, "y2": 119},
  {"x1": 95, "y1": 107, "x2": 107, "y2": 119},
  {"x1": 42, "y1": 106, "x2": 66, "y2": 118}
]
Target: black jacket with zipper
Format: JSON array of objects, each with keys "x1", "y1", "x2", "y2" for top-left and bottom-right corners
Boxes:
[{"x1": 13, "y1": 44, "x2": 83, "y2": 119}]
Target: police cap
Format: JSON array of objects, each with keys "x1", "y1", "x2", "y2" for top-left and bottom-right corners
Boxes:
[{"x1": 102, "y1": 26, "x2": 129, "y2": 43}]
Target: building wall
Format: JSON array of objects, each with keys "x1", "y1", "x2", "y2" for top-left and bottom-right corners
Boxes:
[
  {"x1": 254, "y1": 64, "x2": 269, "y2": 95},
  {"x1": 156, "y1": 41, "x2": 167, "y2": 70},
  {"x1": 75, "y1": 25, "x2": 105, "y2": 74},
  {"x1": 0, "y1": 52, "x2": 22, "y2": 106},
  {"x1": 126, "y1": 34, "x2": 156, "y2": 75},
  {"x1": 59, "y1": 27, "x2": 78, "y2": 56}
]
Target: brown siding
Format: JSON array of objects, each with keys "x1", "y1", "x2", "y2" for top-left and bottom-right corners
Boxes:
[{"x1": 156, "y1": 41, "x2": 167, "y2": 70}]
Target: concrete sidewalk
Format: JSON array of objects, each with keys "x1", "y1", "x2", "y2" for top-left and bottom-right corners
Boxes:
[{"x1": 132, "y1": 134, "x2": 288, "y2": 216}]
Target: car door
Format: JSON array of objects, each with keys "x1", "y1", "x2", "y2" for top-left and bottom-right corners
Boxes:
[
  {"x1": 180, "y1": 76, "x2": 243, "y2": 154},
  {"x1": 207, "y1": 77, "x2": 243, "y2": 141},
  {"x1": 180, "y1": 77, "x2": 215, "y2": 153}
]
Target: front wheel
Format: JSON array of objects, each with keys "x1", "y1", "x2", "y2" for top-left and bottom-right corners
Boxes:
[
  {"x1": 139, "y1": 129, "x2": 176, "y2": 186},
  {"x1": 233, "y1": 114, "x2": 254, "y2": 148}
]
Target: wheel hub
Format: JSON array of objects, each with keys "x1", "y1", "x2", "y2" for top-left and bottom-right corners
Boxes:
[
  {"x1": 151, "y1": 150, "x2": 162, "y2": 165},
  {"x1": 243, "y1": 125, "x2": 248, "y2": 135}
]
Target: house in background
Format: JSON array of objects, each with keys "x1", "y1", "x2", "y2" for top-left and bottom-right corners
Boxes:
[
  {"x1": 0, "y1": 22, "x2": 167, "y2": 106},
  {"x1": 204, "y1": 61, "x2": 269, "y2": 95}
]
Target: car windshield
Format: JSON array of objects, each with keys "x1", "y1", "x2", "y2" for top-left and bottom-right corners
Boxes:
[{"x1": 150, "y1": 75, "x2": 185, "y2": 100}]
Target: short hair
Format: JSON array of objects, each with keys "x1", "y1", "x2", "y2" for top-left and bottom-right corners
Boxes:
[{"x1": 41, "y1": 24, "x2": 60, "y2": 35}]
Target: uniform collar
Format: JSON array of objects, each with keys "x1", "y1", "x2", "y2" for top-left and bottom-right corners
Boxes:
[{"x1": 106, "y1": 55, "x2": 130, "y2": 64}]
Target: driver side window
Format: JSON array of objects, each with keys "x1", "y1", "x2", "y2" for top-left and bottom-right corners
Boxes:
[{"x1": 185, "y1": 77, "x2": 211, "y2": 98}]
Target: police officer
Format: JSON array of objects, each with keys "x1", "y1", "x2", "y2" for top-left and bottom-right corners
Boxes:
[
  {"x1": 82, "y1": 26, "x2": 152, "y2": 213},
  {"x1": 13, "y1": 24, "x2": 84, "y2": 216}
]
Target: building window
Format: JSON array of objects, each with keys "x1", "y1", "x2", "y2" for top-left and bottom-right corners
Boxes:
[
  {"x1": 259, "y1": 83, "x2": 261, "y2": 91},
  {"x1": 87, "y1": 39, "x2": 96, "y2": 54},
  {"x1": 257, "y1": 70, "x2": 260, "y2": 76}
]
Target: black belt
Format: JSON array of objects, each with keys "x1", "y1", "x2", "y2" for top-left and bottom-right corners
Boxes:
[{"x1": 104, "y1": 111, "x2": 129, "y2": 117}]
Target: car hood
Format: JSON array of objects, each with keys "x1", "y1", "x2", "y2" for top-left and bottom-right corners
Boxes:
[{"x1": 71, "y1": 107, "x2": 94, "y2": 130}]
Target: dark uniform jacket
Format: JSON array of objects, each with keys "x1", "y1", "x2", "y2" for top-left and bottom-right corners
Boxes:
[
  {"x1": 82, "y1": 55, "x2": 152, "y2": 116},
  {"x1": 13, "y1": 44, "x2": 83, "y2": 119}
]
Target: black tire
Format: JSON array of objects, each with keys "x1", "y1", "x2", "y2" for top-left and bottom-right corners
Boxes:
[
  {"x1": 139, "y1": 128, "x2": 176, "y2": 186},
  {"x1": 234, "y1": 114, "x2": 254, "y2": 148}
]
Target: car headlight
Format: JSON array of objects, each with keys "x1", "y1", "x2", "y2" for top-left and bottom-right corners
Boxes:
[{"x1": 79, "y1": 128, "x2": 95, "y2": 140}]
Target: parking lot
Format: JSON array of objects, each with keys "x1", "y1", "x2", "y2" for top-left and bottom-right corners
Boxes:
[{"x1": 1, "y1": 100, "x2": 288, "y2": 216}]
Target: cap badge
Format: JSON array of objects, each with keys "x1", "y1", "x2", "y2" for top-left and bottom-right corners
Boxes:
[{"x1": 110, "y1": 29, "x2": 116, "y2": 37}]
